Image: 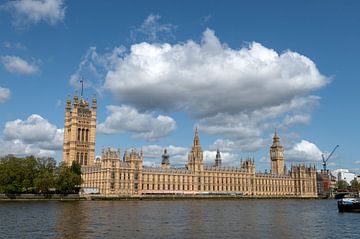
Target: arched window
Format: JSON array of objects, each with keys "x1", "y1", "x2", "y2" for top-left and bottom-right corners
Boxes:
[
  {"x1": 77, "y1": 128, "x2": 81, "y2": 141},
  {"x1": 85, "y1": 129, "x2": 89, "y2": 142},
  {"x1": 84, "y1": 153, "x2": 88, "y2": 166},
  {"x1": 81, "y1": 129, "x2": 85, "y2": 142},
  {"x1": 80, "y1": 153, "x2": 84, "y2": 165}
]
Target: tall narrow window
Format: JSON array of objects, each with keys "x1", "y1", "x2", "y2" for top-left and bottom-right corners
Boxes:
[
  {"x1": 81, "y1": 129, "x2": 85, "y2": 142},
  {"x1": 77, "y1": 128, "x2": 81, "y2": 141},
  {"x1": 85, "y1": 129, "x2": 89, "y2": 142},
  {"x1": 84, "y1": 153, "x2": 88, "y2": 166},
  {"x1": 80, "y1": 153, "x2": 84, "y2": 165},
  {"x1": 77, "y1": 152, "x2": 80, "y2": 164}
]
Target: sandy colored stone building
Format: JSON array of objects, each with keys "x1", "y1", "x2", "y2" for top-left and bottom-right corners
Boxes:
[{"x1": 63, "y1": 93, "x2": 318, "y2": 198}]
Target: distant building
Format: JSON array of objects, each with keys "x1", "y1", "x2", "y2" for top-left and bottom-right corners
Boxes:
[
  {"x1": 316, "y1": 170, "x2": 337, "y2": 198},
  {"x1": 62, "y1": 93, "x2": 318, "y2": 198},
  {"x1": 337, "y1": 170, "x2": 356, "y2": 184}
]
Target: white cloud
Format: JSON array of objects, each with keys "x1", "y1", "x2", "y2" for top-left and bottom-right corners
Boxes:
[
  {"x1": 285, "y1": 140, "x2": 323, "y2": 162},
  {"x1": 355, "y1": 161, "x2": 360, "y2": 165},
  {"x1": 0, "y1": 114, "x2": 63, "y2": 158},
  {"x1": 141, "y1": 144, "x2": 188, "y2": 167},
  {"x1": 200, "y1": 96, "x2": 319, "y2": 150},
  {"x1": 0, "y1": 87, "x2": 11, "y2": 103},
  {"x1": 4, "y1": 114, "x2": 58, "y2": 143},
  {"x1": 69, "y1": 46, "x2": 125, "y2": 95},
  {"x1": 1, "y1": 55, "x2": 39, "y2": 75},
  {"x1": 282, "y1": 114, "x2": 311, "y2": 127},
  {"x1": 130, "y1": 14, "x2": 176, "y2": 42},
  {"x1": 211, "y1": 138, "x2": 267, "y2": 153},
  {"x1": 3, "y1": 42, "x2": 26, "y2": 50},
  {"x1": 204, "y1": 150, "x2": 238, "y2": 166},
  {"x1": 4, "y1": 0, "x2": 66, "y2": 27},
  {"x1": 97, "y1": 105, "x2": 176, "y2": 141},
  {"x1": 142, "y1": 144, "x2": 187, "y2": 158},
  {"x1": 104, "y1": 29, "x2": 327, "y2": 118},
  {"x1": 73, "y1": 28, "x2": 328, "y2": 153},
  {"x1": 0, "y1": 139, "x2": 56, "y2": 158}
]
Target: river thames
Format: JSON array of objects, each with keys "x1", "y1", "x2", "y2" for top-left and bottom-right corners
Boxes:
[{"x1": 0, "y1": 199, "x2": 359, "y2": 238}]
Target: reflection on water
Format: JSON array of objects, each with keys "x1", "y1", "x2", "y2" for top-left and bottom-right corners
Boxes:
[
  {"x1": 1, "y1": 200, "x2": 360, "y2": 239},
  {"x1": 55, "y1": 201, "x2": 87, "y2": 238}
]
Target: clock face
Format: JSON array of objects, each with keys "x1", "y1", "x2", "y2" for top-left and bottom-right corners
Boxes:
[{"x1": 271, "y1": 151, "x2": 276, "y2": 157}]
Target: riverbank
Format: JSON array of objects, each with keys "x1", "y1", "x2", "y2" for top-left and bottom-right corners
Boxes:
[
  {"x1": 0, "y1": 193, "x2": 82, "y2": 200},
  {"x1": 0, "y1": 193, "x2": 320, "y2": 201}
]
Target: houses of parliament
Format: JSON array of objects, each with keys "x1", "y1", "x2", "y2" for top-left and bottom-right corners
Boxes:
[{"x1": 62, "y1": 93, "x2": 318, "y2": 198}]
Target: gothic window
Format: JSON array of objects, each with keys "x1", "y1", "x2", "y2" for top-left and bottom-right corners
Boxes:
[
  {"x1": 80, "y1": 152, "x2": 83, "y2": 165},
  {"x1": 111, "y1": 172, "x2": 115, "y2": 179},
  {"x1": 110, "y1": 183, "x2": 114, "y2": 190},
  {"x1": 77, "y1": 128, "x2": 81, "y2": 141},
  {"x1": 81, "y1": 129, "x2": 85, "y2": 142},
  {"x1": 84, "y1": 153, "x2": 88, "y2": 166},
  {"x1": 77, "y1": 152, "x2": 80, "y2": 164},
  {"x1": 85, "y1": 129, "x2": 89, "y2": 142}
]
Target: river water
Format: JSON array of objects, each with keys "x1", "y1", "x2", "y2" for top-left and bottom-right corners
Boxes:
[{"x1": 0, "y1": 199, "x2": 359, "y2": 239}]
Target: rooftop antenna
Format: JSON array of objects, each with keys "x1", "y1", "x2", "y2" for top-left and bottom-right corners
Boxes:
[{"x1": 80, "y1": 77, "x2": 84, "y2": 97}]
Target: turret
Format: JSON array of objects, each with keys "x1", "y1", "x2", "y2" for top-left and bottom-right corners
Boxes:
[
  {"x1": 187, "y1": 127, "x2": 204, "y2": 172},
  {"x1": 161, "y1": 149, "x2": 170, "y2": 169},
  {"x1": 214, "y1": 149, "x2": 222, "y2": 167},
  {"x1": 92, "y1": 94, "x2": 97, "y2": 110},
  {"x1": 65, "y1": 94, "x2": 71, "y2": 112}
]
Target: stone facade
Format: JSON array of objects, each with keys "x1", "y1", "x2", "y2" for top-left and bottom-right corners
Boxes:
[
  {"x1": 62, "y1": 94, "x2": 96, "y2": 167},
  {"x1": 63, "y1": 93, "x2": 318, "y2": 198}
]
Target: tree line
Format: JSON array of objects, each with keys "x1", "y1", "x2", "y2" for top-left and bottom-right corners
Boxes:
[
  {"x1": 336, "y1": 179, "x2": 360, "y2": 191},
  {"x1": 0, "y1": 155, "x2": 82, "y2": 194}
]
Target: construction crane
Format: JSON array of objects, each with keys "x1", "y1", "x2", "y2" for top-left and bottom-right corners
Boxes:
[{"x1": 322, "y1": 145, "x2": 339, "y2": 171}]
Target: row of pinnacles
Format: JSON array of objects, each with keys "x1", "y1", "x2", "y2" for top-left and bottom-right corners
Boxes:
[{"x1": 63, "y1": 92, "x2": 318, "y2": 197}]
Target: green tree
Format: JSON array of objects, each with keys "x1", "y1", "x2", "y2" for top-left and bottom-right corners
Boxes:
[
  {"x1": 70, "y1": 160, "x2": 81, "y2": 175},
  {"x1": 34, "y1": 157, "x2": 57, "y2": 193},
  {"x1": 0, "y1": 155, "x2": 37, "y2": 193},
  {"x1": 55, "y1": 163, "x2": 82, "y2": 193},
  {"x1": 337, "y1": 180, "x2": 349, "y2": 190},
  {"x1": 350, "y1": 179, "x2": 360, "y2": 191}
]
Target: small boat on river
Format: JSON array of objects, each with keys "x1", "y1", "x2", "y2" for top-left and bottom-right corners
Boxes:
[{"x1": 337, "y1": 196, "x2": 360, "y2": 213}]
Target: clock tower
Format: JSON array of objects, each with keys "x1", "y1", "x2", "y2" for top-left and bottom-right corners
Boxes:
[{"x1": 270, "y1": 130, "x2": 285, "y2": 175}]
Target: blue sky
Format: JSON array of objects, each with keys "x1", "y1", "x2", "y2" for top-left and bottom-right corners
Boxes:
[{"x1": 0, "y1": 0, "x2": 359, "y2": 172}]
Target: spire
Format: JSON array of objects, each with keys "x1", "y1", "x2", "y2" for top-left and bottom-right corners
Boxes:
[
  {"x1": 66, "y1": 94, "x2": 71, "y2": 110},
  {"x1": 272, "y1": 128, "x2": 280, "y2": 146},
  {"x1": 92, "y1": 94, "x2": 97, "y2": 109},
  {"x1": 162, "y1": 149, "x2": 170, "y2": 166},
  {"x1": 73, "y1": 91, "x2": 79, "y2": 105},
  {"x1": 215, "y1": 148, "x2": 222, "y2": 167},
  {"x1": 193, "y1": 126, "x2": 201, "y2": 148}
]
